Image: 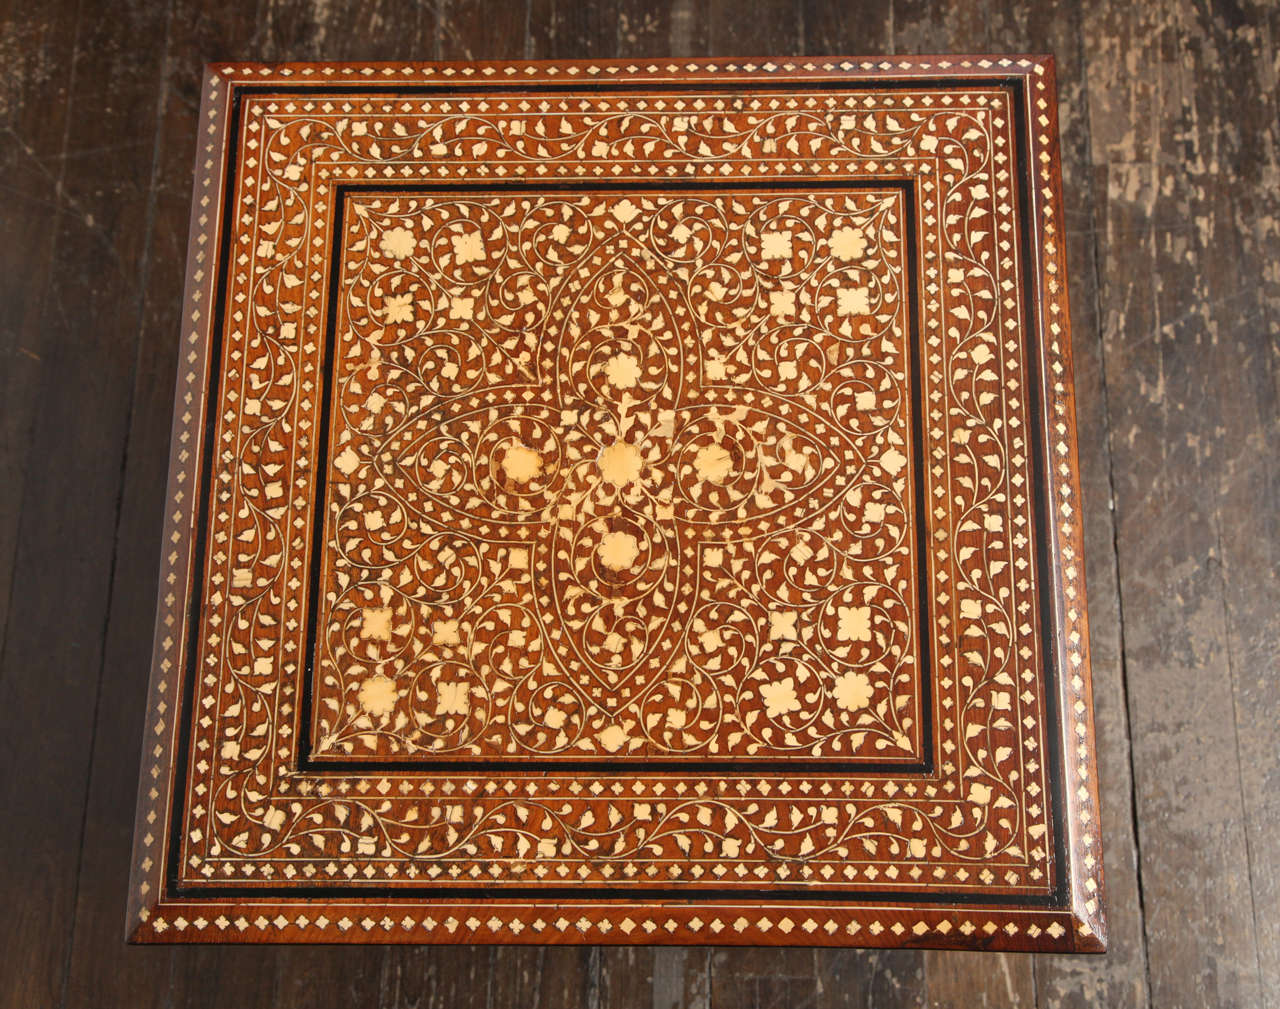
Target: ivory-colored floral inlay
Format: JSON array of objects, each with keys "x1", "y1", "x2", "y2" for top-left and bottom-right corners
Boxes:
[
  {"x1": 693, "y1": 443, "x2": 734, "y2": 483},
  {"x1": 598, "y1": 530, "x2": 640, "y2": 571},
  {"x1": 130, "y1": 60, "x2": 1102, "y2": 952},
  {"x1": 357, "y1": 675, "x2": 397, "y2": 716},
  {"x1": 153, "y1": 76, "x2": 1071, "y2": 915},
  {"x1": 603, "y1": 352, "x2": 642, "y2": 390},
  {"x1": 311, "y1": 191, "x2": 923, "y2": 763},
  {"x1": 596, "y1": 440, "x2": 644, "y2": 487},
  {"x1": 501, "y1": 443, "x2": 543, "y2": 483}
]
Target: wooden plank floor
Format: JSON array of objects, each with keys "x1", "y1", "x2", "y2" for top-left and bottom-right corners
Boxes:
[{"x1": 0, "y1": 0, "x2": 1274, "y2": 1006}]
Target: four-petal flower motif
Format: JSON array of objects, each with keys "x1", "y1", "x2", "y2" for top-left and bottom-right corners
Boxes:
[{"x1": 383, "y1": 252, "x2": 870, "y2": 727}]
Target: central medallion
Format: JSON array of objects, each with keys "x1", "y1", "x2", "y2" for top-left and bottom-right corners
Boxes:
[
  {"x1": 308, "y1": 188, "x2": 926, "y2": 765},
  {"x1": 597, "y1": 439, "x2": 644, "y2": 487}
]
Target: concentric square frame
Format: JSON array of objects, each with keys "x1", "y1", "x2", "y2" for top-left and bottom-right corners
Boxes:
[{"x1": 129, "y1": 55, "x2": 1106, "y2": 951}]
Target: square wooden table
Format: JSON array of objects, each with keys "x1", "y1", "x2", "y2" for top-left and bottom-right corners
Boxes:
[{"x1": 129, "y1": 55, "x2": 1105, "y2": 950}]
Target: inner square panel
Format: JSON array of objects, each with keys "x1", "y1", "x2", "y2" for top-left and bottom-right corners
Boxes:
[{"x1": 304, "y1": 185, "x2": 934, "y2": 768}]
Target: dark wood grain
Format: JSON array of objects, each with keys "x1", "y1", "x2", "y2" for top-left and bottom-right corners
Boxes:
[
  {"x1": 1014, "y1": 1, "x2": 1151, "y2": 1006},
  {"x1": 60, "y1": 0, "x2": 185, "y2": 988},
  {"x1": 0, "y1": 0, "x2": 79, "y2": 643},
  {"x1": 0, "y1": 0, "x2": 172, "y2": 1006},
  {"x1": 1, "y1": 0, "x2": 1276, "y2": 1005},
  {"x1": 1080, "y1": 0, "x2": 1277, "y2": 1005}
]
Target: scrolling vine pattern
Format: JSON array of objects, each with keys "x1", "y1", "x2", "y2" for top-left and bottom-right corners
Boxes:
[
  {"x1": 187, "y1": 90, "x2": 1050, "y2": 891},
  {"x1": 313, "y1": 190, "x2": 921, "y2": 763}
]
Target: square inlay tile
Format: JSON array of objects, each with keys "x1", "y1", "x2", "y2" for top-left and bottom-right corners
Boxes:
[{"x1": 129, "y1": 56, "x2": 1106, "y2": 950}]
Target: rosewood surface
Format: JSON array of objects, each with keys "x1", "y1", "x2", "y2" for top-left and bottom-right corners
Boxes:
[{"x1": 125, "y1": 56, "x2": 1104, "y2": 951}]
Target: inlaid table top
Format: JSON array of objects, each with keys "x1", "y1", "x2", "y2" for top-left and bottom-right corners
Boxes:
[{"x1": 129, "y1": 55, "x2": 1105, "y2": 950}]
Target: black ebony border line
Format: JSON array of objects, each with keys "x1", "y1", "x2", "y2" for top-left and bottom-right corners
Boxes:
[
  {"x1": 167, "y1": 75, "x2": 1068, "y2": 910},
  {"x1": 297, "y1": 178, "x2": 934, "y2": 778}
]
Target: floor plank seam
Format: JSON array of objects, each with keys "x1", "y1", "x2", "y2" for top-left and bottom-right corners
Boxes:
[
  {"x1": 56, "y1": 1, "x2": 177, "y2": 1004},
  {"x1": 1074, "y1": 15, "x2": 1153, "y2": 1002},
  {"x1": 1097, "y1": 246, "x2": 1153, "y2": 1009},
  {"x1": 0, "y1": 8, "x2": 86, "y2": 685},
  {"x1": 26, "y1": 3, "x2": 96, "y2": 1007},
  {"x1": 1213, "y1": 512, "x2": 1268, "y2": 1007}
]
